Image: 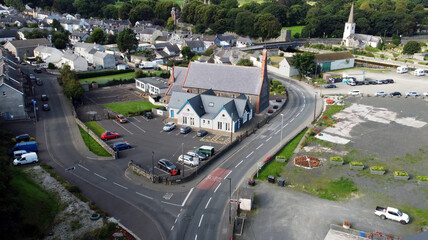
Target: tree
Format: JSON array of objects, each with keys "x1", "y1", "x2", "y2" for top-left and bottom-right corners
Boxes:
[
  {"x1": 52, "y1": 31, "x2": 69, "y2": 49},
  {"x1": 155, "y1": 1, "x2": 180, "y2": 21},
  {"x1": 54, "y1": 38, "x2": 66, "y2": 49},
  {"x1": 129, "y1": 3, "x2": 154, "y2": 25},
  {"x1": 181, "y1": 46, "x2": 194, "y2": 61},
  {"x1": 392, "y1": 35, "x2": 401, "y2": 46},
  {"x1": 52, "y1": 0, "x2": 76, "y2": 13},
  {"x1": 51, "y1": 19, "x2": 64, "y2": 32},
  {"x1": 235, "y1": 11, "x2": 255, "y2": 37},
  {"x1": 86, "y1": 28, "x2": 106, "y2": 44},
  {"x1": 237, "y1": 58, "x2": 253, "y2": 66},
  {"x1": 253, "y1": 13, "x2": 281, "y2": 40},
  {"x1": 60, "y1": 65, "x2": 84, "y2": 100},
  {"x1": 106, "y1": 34, "x2": 116, "y2": 44},
  {"x1": 402, "y1": 41, "x2": 421, "y2": 55},
  {"x1": 4, "y1": 0, "x2": 24, "y2": 11},
  {"x1": 167, "y1": 17, "x2": 175, "y2": 31},
  {"x1": 118, "y1": 2, "x2": 133, "y2": 20},
  {"x1": 102, "y1": 4, "x2": 118, "y2": 19},
  {"x1": 117, "y1": 28, "x2": 138, "y2": 53},
  {"x1": 290, "y1": 52, "x2": 316, "y2": 80},
  {"x1": 203, "y1": 48, "x2": 213, "y2": 56}
]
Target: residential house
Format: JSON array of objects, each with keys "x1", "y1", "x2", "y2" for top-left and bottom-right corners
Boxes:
[
  {"x1": 152, "y1": 42, "x2": 180, "y2": 59},
  {"x1": 183, "y1": 40, "x2": 205, "y2": 53},
  {"x1": 34, "y1": 46, "x2": 87, "y2": 71},
  {"x1": 69, "y1": 32, "x2": 89, "y2": 44},
  {"x1": 315, "y1": 52, "x2": 354, "y2": 71},
  {"x1": 134, "y1": 28, "x2": 161, "y2": 43},
  {"x1": 236, "y1": 37, "x2": 252, "y2": 48},
  {"x1": 135, "y1": 77, "x2": 169, "y2": 95},
  {"x1": 74, "y1": 42, "x2": 105, "y2": 60},
  {"x1": 0, "y1": 29, "x2": 17, "y2": 42},
  {"x1": 60, "y1": 19, "x2": 88, "y2": 33},
  {"x1": 201, "y1": 35, "x2": 216, "y2": 49},
  {"x1": 46, "y1": 15, "x2": 61, "y2": 24},
  {"x1": 33, "y1": 8, "x2": 50, "y2": 20},
  {"x1": 167, "y1": 90, "x2": 253, "y2": 133},
  {"x1": 3, "y1": 38, "x2": 51, "y2": 60},
  {"x1": 60, "y1": 50, "x2": 88, "y2": 71},
  {"x1": 166, "y1": 49, "x2": 270, "y2": 114},
  {"x1": 0, "y1": 5, "x2": 10, "y2": 15},
  {"x1": 34, "y1": 45, "x2": 63, "y2": 61},
  {"x1": 214, "y1": 34, "x2": 236, "y2": 48},
  {"x1": 278, "y1": 57, "x2": 299, "y2": 77},
  {"x1": 93, "y1": 51, "x2": 115, "y2": 69}
]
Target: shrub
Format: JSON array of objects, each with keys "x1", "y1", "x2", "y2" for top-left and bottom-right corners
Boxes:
[
  {"x1": 330, "y1": 156, "x2": 343, "y2": 162},
  {"x1": 416, "y1": 176, "x2": 428, "y2": 181},
  {"x1": 350, "y1": 161, "x2": 363, "y2": 166},
  {"x1": 48, "y1": 63, "x2": 56, "y2": 69},
  {"x1": 135, "y1": 70, "x2": 146, "y2": 78},
  {"x1": 394, "y1": 170, "x2": 409, "y2": 177},
  {"x1": 66, "y1": 185, "x2": 81, "y2": 193},
  {"x1": 76, "y1": 69, "x2": 134, "y2": 79},
  {"x1": 370, "y1": 166, "x2": 385, "y2": 171}
]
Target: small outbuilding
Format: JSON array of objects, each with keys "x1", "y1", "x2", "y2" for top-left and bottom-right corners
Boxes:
[{"x1": 239, "y1": 187, "x2": 254, "y2": 211}]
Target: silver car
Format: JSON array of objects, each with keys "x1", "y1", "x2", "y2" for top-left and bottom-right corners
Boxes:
[
  {"x1": 163, "y1": 122, "x2": 176, "y2": 131},
  {"x1": 375, "y1": 91, "x2": 387, "y2": 97},
  {"x1": 406, "y1": 91, "x2": 420, "y2": 97},
  {"x1": 178, "y1": 154, "x2": 199, "y2": 167}
]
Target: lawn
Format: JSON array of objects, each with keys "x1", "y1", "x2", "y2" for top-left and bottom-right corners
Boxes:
[
  {"x1": 78, "y1": 126, "x2": 111, "y2": 157},
  {"x1": 316, "y1": 177, "x2": 358, "y2": 200},
  {"x1": 256, "y1": 128, "x2": 307, "y2": 180},
  {"x1": 10, "y1": 168, "x2": 58, "y2": 238},
  {"x1": 79, "y1": 72, "x2": 135, "y2": 84},
  {"x1": 282, "y1": 25, "x2": 305, "y2": 39},
  {"x1": 103, "y1": 101, "x2": 159, "y2": 116},
  {"x1": 85, "y1": 121, "x2": 106, "y2": 136},
  {"x1": 269, "y1": 56, "x2": 283, "y2": 68}
]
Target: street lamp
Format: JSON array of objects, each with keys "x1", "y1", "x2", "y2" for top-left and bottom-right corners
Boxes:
[
  {"x1": 313, "y1": 92, "x2": 317, "y2": 122},
  {"x1": 151, "y1": 151, "x2": 154, "y2": 181},
  {"x1": 280, "y1": 114, "x2": 284, "y2": 143},
  {"x1": 226, "y1": 177, "x2": 231, "y2": 224},
  {"x1": 181, "y1": 142, "x2": 184, "y2": 179}
]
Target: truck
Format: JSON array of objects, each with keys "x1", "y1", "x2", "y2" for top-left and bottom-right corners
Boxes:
[
  {"x1": 413, "y1": 69, "x2": 425, "y2": 76},
  {"x1": 116, "y1": 64, "x2": 128, "y2": 70},
  {"x1": 396, "y1": 66, "x2": 408, "y2": 74},
  {"x1": 139, "y1": 61, "x2": 154, "y2": 69},
  {"x1": 374, "y1": 206, "x2": 409, "y2": 225},
  {"x1": 8, "y1": 141, "x2": 38, "y2": 155}
]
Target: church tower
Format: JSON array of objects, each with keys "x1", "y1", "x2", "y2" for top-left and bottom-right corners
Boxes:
[{"x1": 342, "y1": 2, "x2": 356, "y2": 43}]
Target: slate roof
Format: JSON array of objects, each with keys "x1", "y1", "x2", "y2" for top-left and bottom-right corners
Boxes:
[
  {"x1": 185, "y1": 40, "x2": 204, "y2": 49},
  {"x1": 7, "y1": 38, "x2": 50, "y2": 48},
  {"x1": 217, "y1": 34, "x2": 235, "y2": 41},
  {"x1": 183, "y1": 62, "x2": 262, "y2": 95},
  {"x1": 166, "y1": 67, "x2": 187, "y2": 95},
  {"x1": 62, "y1": 50, "x2": 82, "y2": 61},
  {"x1": 315, "y1": 52, "x2": 354, "y2": 62},
  {"x1": 164, "y1": 43, "x2": 179, "y2": 54},
  {"x1": 136, "y1": 77, "x2": 168, "y2": 89},
  {"x1": 34, "y1": 45, "x2": 62, "y2": 55},
  {"x1": 0, "y1": 29, "x2": 17, "y2": 38}
]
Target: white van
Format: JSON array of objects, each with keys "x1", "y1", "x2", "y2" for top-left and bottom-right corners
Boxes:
[
  {"x1": 413, "y1": 69, "x2": 425, "y2": 76},
  {"x1": 396, "y1": 66, "x2": 408, "y2": 74},
  {"x1": 13, "y1": 152, "x2": 38, "y2": 166},
  {"x1": 13, "y1": 150, "x2": 27, "y2": 159}
]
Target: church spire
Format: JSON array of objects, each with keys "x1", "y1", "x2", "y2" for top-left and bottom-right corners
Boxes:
[{"x1": 347, "y1": 2, "x2": 354, "y2": 23}]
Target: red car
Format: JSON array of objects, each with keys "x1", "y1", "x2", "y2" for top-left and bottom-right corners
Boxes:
[{"x1": 100, "y1": 131, "x2": 119, "y2": 140}]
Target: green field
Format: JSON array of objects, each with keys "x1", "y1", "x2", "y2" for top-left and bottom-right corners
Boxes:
[
  {"x1": 103, "y1": 101, "x2": 159, "y2": 116},
  {"x1": 78, "y1": 126, "x2": 111, "y2": 157},
  {"x1": 85, "y1": 121, "x2": 106, "y2": 136},
  {"x1": 282, "y1": 25, "x2": 305, "y2": 39},
  {"x1": 79, "y1": 72, "x2": 135, "y2": 84}
]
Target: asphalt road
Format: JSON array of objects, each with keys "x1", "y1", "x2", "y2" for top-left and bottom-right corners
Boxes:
[{"x1": 26, "y1": 65, "x2": 317, "y2": 240}]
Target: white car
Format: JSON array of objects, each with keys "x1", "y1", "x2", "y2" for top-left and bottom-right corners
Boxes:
[
  {"x1": 375, "y1": 91, "x2": 387, "y2": 97},
  {"x1": 186, "y1": 150, "x2": 208, "y2": 160},
  {"x1": 348, "y1": 90, "x2": 361, "y2": 96},
  {"x1": 163, "y1": 122, "x2": 176, "y2": 131},
  {"x1": 13, "y1": 152, "x2": 38, "y2": 166},
  {"x1": 406, "y1": 91, "x2": 420, "y2": 97},
  {"x1": 178, "y1": 154, "x2": 199, "y2": 167},
  {"x1": 424, "y1": 92, "x2": 428, "y2": 97}
]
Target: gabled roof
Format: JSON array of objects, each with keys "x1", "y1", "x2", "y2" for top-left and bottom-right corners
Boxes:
[
  {"x1": 164, "y1": 43, "x2": 179, "y2": 54},
  {"x1": 34, "y1": 45, "x2": 62, "y2": 56},
  {"x1": 7, "y1": 38, "x2": 50, "y2": 48},
  {"x1": 166, "y1": 66, "x2": 187, "y2": 96},
  {"x1": 185, "y1": 40, "x2": 204, "y2": 49},
  {"x1": 216, "y1": 34, "x2": 235, "y2": 41},
  {"x1": 136, "y1": 77, "x2": 168, "y2": 89},
  {"x1": 0, "y1": 29, "x2": 17, "y2": 38},
  {"x1": 201, "y1": 89, "x2": 216, "y2": 96},
  {"x1": 315, "y1": 52, "x2": 354, "y2": 62}
]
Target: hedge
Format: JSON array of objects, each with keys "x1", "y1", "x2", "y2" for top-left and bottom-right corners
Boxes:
[
  {"x1": 98, "y1": 78, "x2": 135, "y2": 87},
  {"x1": 76, "y1": 69, "x2": 134, "y2": 79}
]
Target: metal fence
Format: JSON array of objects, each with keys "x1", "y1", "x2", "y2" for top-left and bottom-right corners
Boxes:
[{"x1": 329, "y1": 224, "x2": 402, "y2": 240}]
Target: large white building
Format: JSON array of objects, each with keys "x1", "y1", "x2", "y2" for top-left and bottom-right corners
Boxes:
[
  {"x1": 73, "y1": 42, "x2": 114, "y2": 69},
  {"x1": 34, "y1": 46, "x2": 88, "y2": 71}
]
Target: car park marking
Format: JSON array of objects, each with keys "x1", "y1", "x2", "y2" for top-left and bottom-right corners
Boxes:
[
  {"x1": 195, "y1": 235, "x2": 197, "y2": 240},
  {"x1": 171, "y1": 225, "x2": 174, "y2": 231},
  {"x1": 129, "y1": 121, "x2": 146, "y2": 133},
  {"x1": 256, "y1": 143, "x2": 264, "y2": 150},
  {"x1": 113, "y1": 121, "x2": 134, "y2": 135},
  {"x1": 113, "y1": 182, "x2": 128, "y2": 190},
  {"x1": 163, "y1": 193, "x2": 173, "y2": 200},
  {"x1": 246, "y1": 151, "x2": 254, "y2": 158},
  {"x1": 266, "y1": 136, "x2": 272, "y2": 142},
  {"x1": 94, "y1": 173, "x2": 107, "y2": 180},
  {"x1": 78, "y1": 164, "x2": 90, "y2": 171},
  {"x1": 235, "y1": 160, "x2": 243, "y2": 168},
  {"x1": 176, "y1": 132, "x2": 180, "y2": 136},
  {"x1": 214, "y1": 183, "x2": 221, "y2": 193},
  {"x1": 192, "y1": 135, "x2": 197, "y2": 138},
  {"x1": 198, "y1": 214, "x2": 204, "y2": 227},
  {"x1": 223, "y1": 171, "x2": 232, "y2": 179},
  {"x1": 136, "y1": 191, "x2": 153, "y2": 200},
  {"x1": 181, "y1": 187, "x2": 194, "y2": 206},
  {"x1": 161, "y1": 201, "x2": 182, "y2": 207},
  {"x1": 132, "y1": 117, "x2": 141, "y2": 123},
  {"x1": 205, "y1": 197, "x2": 212, "y2": 209},
  {"x1": 283, "y1": 123, "x2": 289, "y2": 128}
]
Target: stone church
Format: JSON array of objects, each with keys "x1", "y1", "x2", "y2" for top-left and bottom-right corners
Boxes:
[{"x1": 341, "y1": 3, "x2": 382, "y2": 48}]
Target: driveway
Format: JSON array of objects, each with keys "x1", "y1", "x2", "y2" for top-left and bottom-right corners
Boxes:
[{"x1": 239, "y1": 182, "x2": 416, "y2": 240}]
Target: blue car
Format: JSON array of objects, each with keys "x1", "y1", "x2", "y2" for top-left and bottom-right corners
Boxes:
[
  {"x1": 180, "y1": 126, "x2": 191, "y2": 134},
  {"x1": 113, "y1": 142, "x2": 131, "y2": 151}
]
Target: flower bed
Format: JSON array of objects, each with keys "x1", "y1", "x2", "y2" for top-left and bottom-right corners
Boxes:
[
  {"x1": 394, "y1": 170, "x2": 409, "y2": 180},
  {"x1": 350, "y1": 161, "x2": 364, "y2": 170},
  {"x1": 294, "y1": 155, "x2": 321, "y2": 169},
  {"x1": 330, "y1": 156, "x2": 344, "y2": 165},
  {"x1": 416, "y1": 176, "x2": 428, "y2": 185},
  {"x1": 370, "y1": 166, "x2": 386, "y2": 175}
]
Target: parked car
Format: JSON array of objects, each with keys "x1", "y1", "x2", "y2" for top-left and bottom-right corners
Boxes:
[
  {"x1": 113, "y1": 142, "x2": 131, "y2": 151},
  {"x1": 385, "y1": 79, "x2": 394, "y2": 83},
  {"x1": 375, "y1": 91, "x2": 387, "y2": 97},
  {"x1": 186, "y1": 150, "x2": 208, "y2": 160},
  {"x1": 374, "y1": 206, "x2": 409, "y2": 224},
  {"x1": 381, "y1": 80, "x2": 389, "y2": 84},
  {"x1": 158, "y1": 159, "x2": 179, "y2": 175},
  {"x1": 178, "y1": 154, "x2": 199, "y2": 167},
  {"x1": 34, "y1": 68, "x2": 42, "y2": 73},
  {"x1": 41, "y1": 94, "x2": 48, "y2": 101},
  {"x1": 424, "y1": 92, "x2": 428, "y2": 97},
  {"x1": 29, "y1": 74, "x2": 36, "y2": 80},
  {"x1": 13, "y1": 152, "x2": 39, "y2": 166},
  {"x1": 115, "y1": 114, "x2": 127, "y2": 123},
  {"x1": 390, "y1": 92, "x2": 402, "y2": 97},
  {"x1": 163, "y1": 122, "x2": 176, "y2": 131},
  {"x1": 406, "y1": 91, "x2": 420, "y2": 97},
  {"x1": 348, "y1": 90, "x2": 361, "y2": 96},
  {"x1": 13, "y1": 150, "x2": 27, "y2": 159},
  {"x1": 197, "y1": 129, "x2": 208, "y2": 137},
  {"x1": 42, "y1": 104, "x2": 50, "y2": 111},
  {"x1": 363, "y1": 81, "x2": 370, "y2": 85},
  {"x1": 36, "y1": 78, "x2": 43, "y2": 86},
  {"x1": 375, "y1": 80, "x2": 383, "y2": 84},
  {"x1": 12, "y1": 134, "x2": 31, "y2": 143},
  {"x1": 180, "y1": 126, "x2": 192, "y2": 134},
  {"x1": 324, "y1": 84, "x2": 337, "y2": 88},
  {"x1": 100, "y1": 131, "x2": 119, "y2": 140},
  {"x1": 368, "y1": 80, "x2": 377, "y2": 85},
  {"x1": 144, "y1": 112, "x2": 153, "y2": 119}
]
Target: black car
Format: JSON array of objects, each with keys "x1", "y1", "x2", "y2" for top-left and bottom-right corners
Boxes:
[
  {"x1": 180, "y1": 126, "x2": 192, "y2": 134},
  {"x1": 386, "y1": 79, "x2": 394, "y2": 83},
  {"x1": 390, "y1": 91, "x2": 402, "y2": 96},
  {"x1": 13, "y1": 134, "x2": 31, "y2": 142},
  {"x1": 41, "y1": 94, "x2": 48, "y2": 101},
  {"x1": 113, "y1": 142, "x2": 131, "y2": 151},
  {"x1": 144, "y1": 112, "x2": 153, "y2": 119},
  {"x1": 363, "y1": 81, "x2": 370, "y2": 85},
  {"x1": 356, "y1": 81, "x2": 365, "y2": 85},
  {"x1": 42, "y1": 104, "x2": 50, "y2": 111},
  {"x1": 381, "y1": 80, "x2": 389, "y2": 84},
  {"x1": 368, "y1": 80, "x2": 377, "y2": 85},
  {"x1": 197, "y1": 129, "x2": 208, "y2": 137},
  {"x1": 158, "y1": 159, "x2": 178, "y2": 175},
  {"x1": 34, "y1": 68, "x2": 42, "y2": 73},
  {"x1": 324, "y1": 84, "x2": 337, "y2": 88}
]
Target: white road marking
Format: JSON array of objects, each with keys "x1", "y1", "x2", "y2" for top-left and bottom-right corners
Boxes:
[
  {"x1": 266, "y1": 136, "x2": 272, "y2": 142},
  {"x1": 171, "y1": 225, "x2": 174, "y2": 231},
  {"x1": 284, "y1": 123, "x2": 289, "y2": 128},
  {"x1": 195, "y1": 235, "x2": 197, "y2": 240},
  {"x1": 129, "y1": 121, "x2": 146, "y2": 133},
  {"x1": 181, "y1": 187, "x2": 194, "y2": 206},
  {"x1": 192, "y1": 135, "x2": 196, "y2": 138},
  {"x1": 161, "y1": 201, "x2": 182, "y2": 207},
  {"x1": 256, "y1": 143, "x2": 263, "y2": 150},
  {"x1": 290, "y1": 118, "x2": 295, "y2": 122},
  {"x1": 198, "y1": 214, "x2": 204, "y2": 227},
  {"x1": 78, "y1": 164, "x2": 89, "y2": 171},
  {"x1": 113, "y1": 121, "x2": 133, "y2": 135},
  {"x1": 214, "y1": 183, "x2": 222, "y2": 193},
  {"x1": 136, "y1": 191, "x2": 153, "y2": 200},
  {"x1": 246, "y1": 151, "x2": 254, "y2": 158},
  {"x1": 223, "y1": 171, "x2": 232, "y2": 179},
  {"x1": 235, "y1": 160, "x2": 243, "y2": 168},
  {"x1": 113, "y1": 182, "x2": 128, "y2": 190},
  {"x1": 94, "y1": 173, "x2": 106, "y2": 180},
  {"x1": 177, "y1": 213, "x2": 181, "y2": 218},
  {"x1": 159, "y1": 130, "x2": 163, "y2": 133},
  {"x1": 274, "y1": 129, "x2": 280, "y2": 134},
  {"x1": 132, "y1": 117, "x2": 141, "y2": 123},
  {"x1": 175, "y1": 218, "x2": 178, "y2": 223},
  {"x1": 205, "y1": 197, "x2": 212, "y2": 209}
]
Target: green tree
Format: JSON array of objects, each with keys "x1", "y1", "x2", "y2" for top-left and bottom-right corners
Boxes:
[
  {"x1": 117, "y1": 28, "x2": 138, "y2": 53},
  {"x1": 102, "y1": 4, "x2": 118, "y2": 19},
  {"x1": 237, "y1": 58, "x2": 253, "y2": 66},
  {"x1": 235, "y1": 11, "x2": 255, "y2": 37},
  {"x1": 106, "y1": 34, "x2": 116, "y2": 44},
  {"x1": 403, "y1": 41, "x2": 421, "y2": 55},
  {"x1": 203, "y1": 48, "x2": 213, "y2": 56},
  {"x1": 51, "y1": 19, "x2": 64, "y2": 32},
  {"x1": 181, "y1": 46, "x2": 194, "y2": 61},
  {"x1": 60, "y1": 65, "x2": 84, "y2": 100},
  {"x1": 52, "y1": 0, "x2": 76, "y2": 13},
  {"x1": 86, "y1": 28, "x2": 106, "y2": 44},
  {"x1": 54, "y1": 38, "x2": 66, "y2": 49},
  {"x1": 28, "y1": 23, "x2": 38, "y2": 28},
  {"x1": 392, "y1": 35, "x2": 401, "y2": 46},
  {"x1": 290, "y1": 52, "x2": 316, "y2": 80},
  {"x1": 52, "y1": 31, "x2": 69, "y2": 49},
  {"x1": 4, "y1": 0, "x2": 24, "y2": 11},
  {"x1": 167, "y1": 17, "x2": 175, "y2": 31},
  {"x1": 253, "y1": 13, "x2": 281, "y2": 40},
  {"x1": 129, "y1": 4, "x2": 154, "y2": 25},
  {"x1": 155, "y1": 1, "x2": 180, "y2": 21},
  {"x1": 118, "y1": 2, "x2": 133, "y2": 20}
]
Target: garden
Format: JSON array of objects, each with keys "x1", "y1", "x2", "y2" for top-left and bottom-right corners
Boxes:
[{"x1": 103, "y1": 101, "x2": 161, "y2": 116}]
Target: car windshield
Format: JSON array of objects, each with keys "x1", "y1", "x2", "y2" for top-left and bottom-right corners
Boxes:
[
  {"x1": 397, "y1": 210, "x2": 402, "y2": 216},
  {"x1": 165, "y1": 161, "x2": 173, "y2": 166}
]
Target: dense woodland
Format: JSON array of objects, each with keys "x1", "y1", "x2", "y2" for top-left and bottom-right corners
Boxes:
[{"x1": 1, "y1": 0, "x2": 428, "y2": 39}]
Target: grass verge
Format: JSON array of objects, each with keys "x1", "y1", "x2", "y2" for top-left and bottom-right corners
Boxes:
[
  {"x1": 282, "y1": 25, "x2": 305, "y2": 38},
  {"x1": 103, "y1": 101, "x2": 159, "y2": 116},
  {"x1": 78, "y1": 126, "x2": 111, "y2": 157},
  {"x1": 79, "y1": 72, "x2": 135, "y2": 84},
  {"x1": 84, "y1": 121, "x2": 106, "y2": 137},
  {"x1": 255, "y1": 128, "x2": 307, "y2": 180},
  {"x1": 316, "y1": 177, "x2": 358, "y2": 200}
]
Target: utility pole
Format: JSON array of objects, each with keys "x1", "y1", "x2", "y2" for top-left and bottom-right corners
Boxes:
[
  {"x1": 182, "y1": 142, "x2": 184, "y2": 179},
  {"x1": 230, "y1": 112, "x2": 233, "y2": 144},
  {"x1": 226, "y1": 177, "x2": 231, "y2": 224},
  {"x1": 313, "y1": 92, "x2": 317, "y2": 122},
  {"x1": 280, "y1": 114, "x2": 284, "y2": 143}
]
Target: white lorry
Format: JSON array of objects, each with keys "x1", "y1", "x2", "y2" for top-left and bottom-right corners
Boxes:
[
  {"x1": 413, "y1": 69, "x2": 425, "y2": 76},
  {"x1": 396, "y1": 66, "x2": 408, "y2": 74},
  {"x1": 374, "y1": 206, "x2": 409, "y2": 224},
  {"x1": 139, "y1": 61, "x2": 154, "y2": 69}
]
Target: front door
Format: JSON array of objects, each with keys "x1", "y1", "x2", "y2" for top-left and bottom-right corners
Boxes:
[{"x1": 170, "y1": 110, "x2": 174, "y2": 118}]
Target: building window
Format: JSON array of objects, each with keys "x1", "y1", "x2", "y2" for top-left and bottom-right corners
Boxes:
[
  {"x1": 218, "y1": 122, "x2": 222, "y2": 130},
  {"x1": 183, "y1": 116, "x2": 187, "y2": 124},
  {"x1": 222, "y1": 114, "x2": 225, "y2": 117},
  {"x1": 225, "y1": 123, "x2": 230, "y2": 131},
  {"x1": 190, "y1": 117, "x2": 194, "y2": 125},
  {"x1": 209, "y1": 102, "x2": 214, "y2": 107},
  {"x1": 203, "y1": 120, "x2": 205, "y2": 124},
  {"x1": 187, "y1": 108, "x2": 189, "y2": 111},
  {"x1": 2, "y1": 91, "x2": 5, "y2": 96},
  {"x1": 207, "y1": 120, "x2": 210, "y2": 124}
]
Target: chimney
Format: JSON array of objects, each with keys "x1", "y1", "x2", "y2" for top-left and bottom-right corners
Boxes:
[
  {"x1": 260, "y1": 49, "x2": 267, "y2": 79},
  {"x1": 169, "y1": 66, "x2": 175, "y2": 84}
]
